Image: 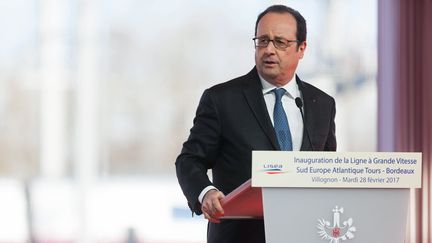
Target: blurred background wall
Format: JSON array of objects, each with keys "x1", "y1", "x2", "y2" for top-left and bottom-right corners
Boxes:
[{"x1": 0, "y1": 0, "x2": 377, "y2": 242}]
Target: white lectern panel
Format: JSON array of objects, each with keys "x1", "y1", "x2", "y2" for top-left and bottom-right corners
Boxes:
[{"x1": 263, "y1": 188, "x2": 409, "y2": 243}]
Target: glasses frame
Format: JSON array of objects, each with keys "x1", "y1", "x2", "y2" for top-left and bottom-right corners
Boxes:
[{"x1": 252, "y1": 37, "x2": 299, "y2": 50}]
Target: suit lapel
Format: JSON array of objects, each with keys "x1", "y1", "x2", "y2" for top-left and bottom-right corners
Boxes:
[
  {"x1": 242, "y1": 68, "x2": 279, "y2": 150},
  {"x1": 297, "y1": 76, "x2": 316, "y2": 151}
]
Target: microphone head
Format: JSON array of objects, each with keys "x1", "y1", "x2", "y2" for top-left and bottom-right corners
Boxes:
[{"x1": 295, "y1": 97, "x2": 303, "y2": 108}]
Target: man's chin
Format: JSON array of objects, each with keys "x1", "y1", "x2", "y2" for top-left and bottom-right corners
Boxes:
[{"x1": 260, "y1": 71, "x2": 278, "y2": 81}]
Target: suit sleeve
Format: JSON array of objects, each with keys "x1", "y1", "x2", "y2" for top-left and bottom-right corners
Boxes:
[
  {"x1": 324, "y1": 97, "x2": 337, "y2": 151},
  {"x1": 175, "y1": 89, "x2": 222, "y2": 215}
]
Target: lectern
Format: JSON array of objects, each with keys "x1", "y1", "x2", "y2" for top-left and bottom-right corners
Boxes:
[{"x1": 218, "y1": 151, "x2": 422, "y2": 243}]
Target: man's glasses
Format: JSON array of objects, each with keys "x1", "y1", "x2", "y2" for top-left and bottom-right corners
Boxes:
[{"x1": 252, "y1": 37, "x2": 299, "y2": 50}]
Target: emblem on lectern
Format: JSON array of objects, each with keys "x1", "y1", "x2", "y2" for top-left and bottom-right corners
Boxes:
[{"x1": 317, "y1": 206, "x2": 356, "y2": 242}]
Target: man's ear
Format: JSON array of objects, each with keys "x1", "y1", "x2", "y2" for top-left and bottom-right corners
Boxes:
[{"x1": 298, "y1": 41, "x2": 307, "y2": 58}]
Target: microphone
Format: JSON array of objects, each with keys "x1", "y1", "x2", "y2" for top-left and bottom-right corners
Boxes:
[{"x1": 295, "y1": 97, "x2": 315, "y2": 151}]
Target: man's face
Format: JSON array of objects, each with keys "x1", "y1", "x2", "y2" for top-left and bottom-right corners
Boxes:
[{"x1": 255, "y1": 12, "x2": 306, "y2": 86}]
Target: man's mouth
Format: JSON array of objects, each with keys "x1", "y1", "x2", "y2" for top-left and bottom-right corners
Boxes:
[{"x1": 263, "y1": 60, "x2": 277, "y2": 66}]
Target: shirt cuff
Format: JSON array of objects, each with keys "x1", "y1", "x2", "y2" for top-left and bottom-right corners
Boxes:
[{"x1": 198, "y1": 185, "x2": 218, "y2": 204}]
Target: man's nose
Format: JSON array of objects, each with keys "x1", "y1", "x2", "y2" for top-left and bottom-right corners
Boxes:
[{"x1": 264, "y1": 40, "x2": 277, "y2": 53}]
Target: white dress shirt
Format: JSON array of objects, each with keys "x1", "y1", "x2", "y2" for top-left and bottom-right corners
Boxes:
[
  {"x1": 260, "y1": 75, "x2": 304, "y2": 151},
  {"x1": 198, "y1": 75, "x2": 304, "y2": 203}
]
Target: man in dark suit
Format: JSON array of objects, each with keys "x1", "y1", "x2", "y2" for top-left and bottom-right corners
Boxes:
[{"x1": 175, "y1": 5, "x2": 336, "y2": 243}]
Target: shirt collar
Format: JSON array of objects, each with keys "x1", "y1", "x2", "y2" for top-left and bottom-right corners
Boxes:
[{"x1": 260, "y1": 75, "x2": 300, "y2": 99}]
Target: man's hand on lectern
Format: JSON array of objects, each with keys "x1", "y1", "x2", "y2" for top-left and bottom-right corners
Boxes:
[{"x1": 201, "y1": 189, "x2": 225, "y2": 223}]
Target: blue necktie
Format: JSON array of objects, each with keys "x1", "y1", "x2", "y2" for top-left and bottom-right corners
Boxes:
[{"x1": 272, "y1": 88, "x2": 293, "y2": 151}]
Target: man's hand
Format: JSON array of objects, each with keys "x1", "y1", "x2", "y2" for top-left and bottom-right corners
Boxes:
[{"x1": 201, "y1": 189, "x2": 225, "y2": 223}]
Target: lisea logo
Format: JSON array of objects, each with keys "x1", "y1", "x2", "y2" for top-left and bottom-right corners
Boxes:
[{"x1": 261, "y1": 163, "x2": 287, "y2": 174}]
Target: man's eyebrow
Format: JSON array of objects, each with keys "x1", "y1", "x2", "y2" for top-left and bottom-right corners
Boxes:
[{"x1": 256, "y1": 34, "x2": 288, "y2": 39}]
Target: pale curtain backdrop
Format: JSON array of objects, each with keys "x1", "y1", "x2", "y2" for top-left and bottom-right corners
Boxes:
[{"x1": 378, "y1": 0, "x2": 432, "y2": 242}]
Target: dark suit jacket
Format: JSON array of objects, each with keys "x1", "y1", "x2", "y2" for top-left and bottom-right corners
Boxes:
[{"x1": 175, "y1": 67, "x2": 336, "y2": 243}]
